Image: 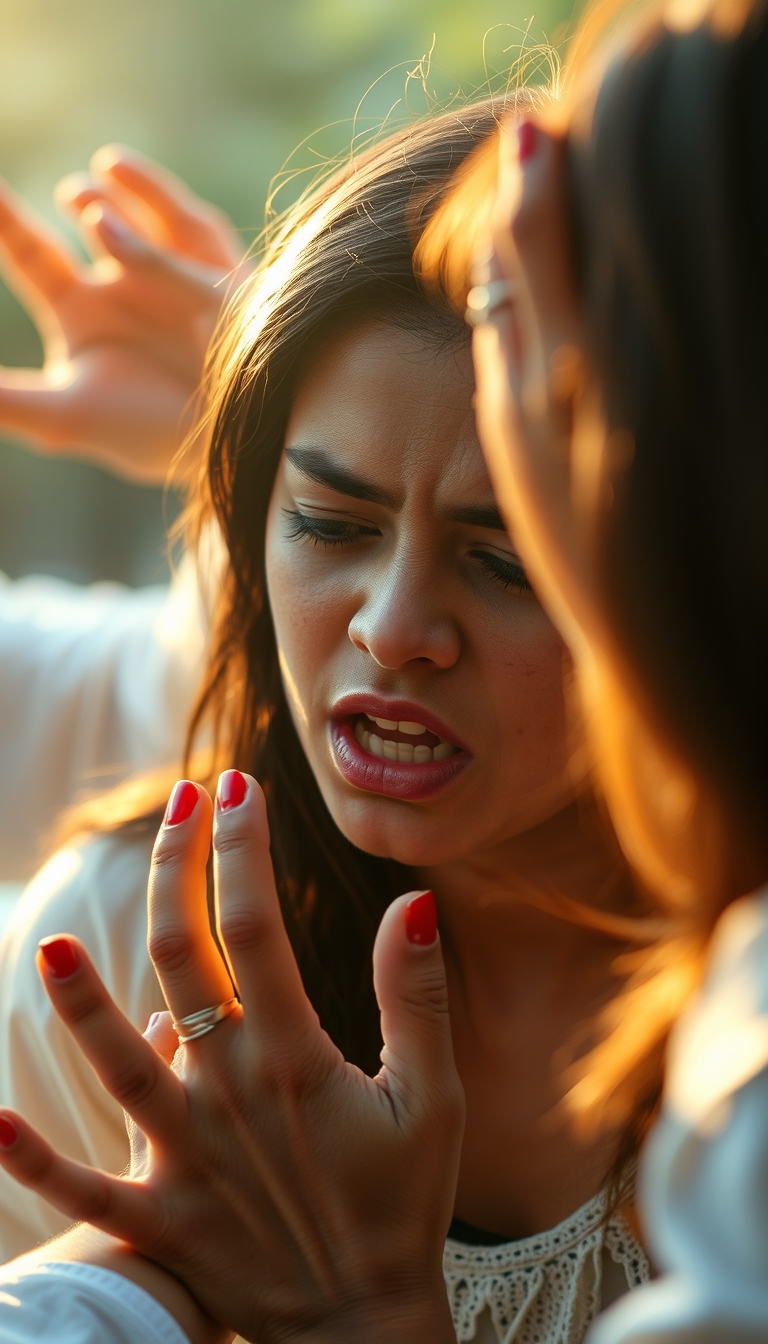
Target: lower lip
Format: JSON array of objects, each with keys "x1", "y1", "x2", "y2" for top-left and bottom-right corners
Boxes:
[{"x1": 330, "y1": 719, "x2": 471, "y2": 801}]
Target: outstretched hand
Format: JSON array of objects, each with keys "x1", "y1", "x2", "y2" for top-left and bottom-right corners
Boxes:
[
  {"x1": 0, "y1": 772, "x2": 464, "y2": 1344},
  {"x1": 0, "y1": 146, "x2": 250, "y2": 483}
]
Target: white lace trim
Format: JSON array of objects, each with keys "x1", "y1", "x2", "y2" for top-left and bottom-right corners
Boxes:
[{"x1": 443, "y1": 1189, "x2": 650, "y2": 1344}]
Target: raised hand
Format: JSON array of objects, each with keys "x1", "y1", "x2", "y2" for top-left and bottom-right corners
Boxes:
[
  {"x1": 0, "y1": 146, "x2": 250, "y2": 483},
  {"x1": 0, "y1": 773, "x2": 464, "y2": 1344}
]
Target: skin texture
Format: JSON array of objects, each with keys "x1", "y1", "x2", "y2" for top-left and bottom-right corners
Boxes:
[
  {"x1": 266, "y1": 320, "x2": 574, "y2": 866},
  {"x1": 267, "y1": 318, "x2": 631, "y2": 1236},
  {"x1": 0, "y1": 778, "x2": 462, "y2": 1344}
]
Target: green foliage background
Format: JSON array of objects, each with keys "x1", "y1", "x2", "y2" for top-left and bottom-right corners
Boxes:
[{"x1": 0, "y1": 0, "x2": 575, "y2": 585}]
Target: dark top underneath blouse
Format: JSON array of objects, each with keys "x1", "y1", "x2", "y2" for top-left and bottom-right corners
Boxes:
[{"x1": 448, "y1": 1217, "x2": 517, "y2": 1247}]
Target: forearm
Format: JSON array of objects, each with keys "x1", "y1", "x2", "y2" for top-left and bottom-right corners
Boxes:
[{"x1": 12, "y1": 1224, "x2": 230, "y2": 1344}]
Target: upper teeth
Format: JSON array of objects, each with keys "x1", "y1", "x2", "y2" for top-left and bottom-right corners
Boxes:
[
  {"x1": 354, "y1": 716, "x2": 458, "y2": 763},
  {"x1": 372, "y1": 717, "x2": 426, "y2": 735}
]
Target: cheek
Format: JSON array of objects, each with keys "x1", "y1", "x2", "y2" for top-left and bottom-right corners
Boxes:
[
  {"x1": 485, "y1": 610, "x2": 573, "y2": 782},
  {"x1": 264, "y1": 534, "x2": 352, "y2": 708}
]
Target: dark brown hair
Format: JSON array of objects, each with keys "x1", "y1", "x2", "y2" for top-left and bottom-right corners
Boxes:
[{"x1": 179, "y1": 103, "x2": 506, "y2": 1074}]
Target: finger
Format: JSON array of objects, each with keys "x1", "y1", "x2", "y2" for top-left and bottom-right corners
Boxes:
[
  {"x1": 79, "y1": 199, "x2": 229, "y2": 301},
  {"x1": 54, "y1": 170, "x2": 106, "y2": 217},
  {"x1": 36, "y1": 935, "x2": 187, "y2": 1142},
  {"x1": 148, "y1": 781, "x2": 235, "y2": 1024},
  {"x1": 144, "y1": 1009, "x2": 180, "y2": 1064},
  {"x1": 499, "y1": 118, "x2": 581, "y2": 356},
  {"x1": 212, "y1": 772, "x2": 317, "y2": 1045},
  {"x1": 57, "y1": 171, "x2": 177, "y2": 257},
  {"x1": 0, "y1": 370, "x2": 71, "y2": 447},
  {"x1": 0, "y1": 1110, "x2": 160, "y2": 1248},
  {"x1": 372, "y1": 891, "x2": 464, "y2": 1128},
  {"x1": 0, "y1": 178, "x2": 78, "y2": 307},
  {"x1": 90, "y1": 143, "x2": 245, "y2": 269}
]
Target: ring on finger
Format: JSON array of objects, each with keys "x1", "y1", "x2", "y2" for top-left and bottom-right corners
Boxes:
[{"x1": 172, "y1": 996, "x2": 239, "y2": 1044}]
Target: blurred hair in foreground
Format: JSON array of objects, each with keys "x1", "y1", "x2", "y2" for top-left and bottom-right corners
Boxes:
[{"x1": 418, "y1": 0, "x2": 768, "y2": 1134}]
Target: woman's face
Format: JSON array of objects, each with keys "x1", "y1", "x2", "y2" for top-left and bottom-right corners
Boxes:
[{"x1": 265, "y1": 317, "x2": 577, "y2": 867}]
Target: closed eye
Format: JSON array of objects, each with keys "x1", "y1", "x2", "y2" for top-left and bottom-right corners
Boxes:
[
  {"x1": 283, "y1": 509, "x2": 380, "y2": 549},
  {"x1": 471, "y1": 549, "x2": 534, "y2": 595}
]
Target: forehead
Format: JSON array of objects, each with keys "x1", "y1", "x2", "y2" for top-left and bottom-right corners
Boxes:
[{"x1": 285, "y1": 318, "x2": 490, "y2": 501}]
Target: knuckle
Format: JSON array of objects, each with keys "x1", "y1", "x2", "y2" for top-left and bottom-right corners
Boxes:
[
  {"x1": 151, "y1": 831, "x2": 189, "y2": 872},
  {"x1": 21, "y1": 1145, "x2": 56, "y2": 1189},
  {"x1": 212, "y1": 822, "x2": 252, "y2": 860},
  {"x1": 147, "y1": 925, "x2": 196, "y2": 975},
  {"x1": 401, "y1": 969, "x2": 452, "y2": 1020},
  {"x1": 105, "y1": 1059, "x2": 160, "y2": 1112},
  {"x1": 218, "y1": 905, "x2": 270, "y2": 956}
]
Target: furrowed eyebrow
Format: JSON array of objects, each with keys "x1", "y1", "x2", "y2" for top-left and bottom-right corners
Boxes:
[
  {"x1": 446, "y1": 504, "x2": 508, "y2": 532},
  {"x1": 285, "y1": 448, "x2": 400, "y2": 508}
]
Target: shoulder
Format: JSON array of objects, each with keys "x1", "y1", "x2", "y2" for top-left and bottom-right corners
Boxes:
[{"x1": 664, "y1": 888, "x2": 768, "y2": 1129}]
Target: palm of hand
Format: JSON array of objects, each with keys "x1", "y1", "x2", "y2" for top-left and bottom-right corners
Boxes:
[{"x1": 0, "y1": 148, "x2": 249, "y2": 483}]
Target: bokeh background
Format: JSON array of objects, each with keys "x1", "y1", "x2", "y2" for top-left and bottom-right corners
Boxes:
[{"x1": 0, "y1": 0, "x2": 575, "y2": 587}]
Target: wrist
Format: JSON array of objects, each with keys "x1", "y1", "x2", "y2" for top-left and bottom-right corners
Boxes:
[
  {"x1": 27, "y1": 1225, "x2": 231, "y2": 1344},
  {"x1": 305, "y1": 1280, "x2": 456, "y2": 1344}
]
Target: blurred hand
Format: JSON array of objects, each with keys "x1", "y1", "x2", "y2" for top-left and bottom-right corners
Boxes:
[
  {"x1": 0, "y1": 145, "x2": 250, "y2": 484},
  {"x1": 0, "y1": 772, "x2": 464, "y2": 1344}
]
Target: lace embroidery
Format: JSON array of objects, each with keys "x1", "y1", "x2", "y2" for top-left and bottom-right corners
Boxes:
[{"x1": 443, "y1": 1190, "x2": 650, "y2": 1344}]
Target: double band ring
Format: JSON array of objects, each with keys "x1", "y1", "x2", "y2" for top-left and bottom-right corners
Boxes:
[
  {"x1": 465, "y1": 278, "x2": 518, "y2": 327},
  {"x1": 172, "y1": 996, "x2": 239, "y2": 1044}
]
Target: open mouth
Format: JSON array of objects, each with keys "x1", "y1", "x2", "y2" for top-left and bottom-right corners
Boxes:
[
  {"x1": 352, "y1": 713, "x2": 461, "y2": 764},
  {"x1": 329, "y1": 699, "x2": 470, "y2": 800}
]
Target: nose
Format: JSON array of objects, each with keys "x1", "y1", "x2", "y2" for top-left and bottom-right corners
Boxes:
[{"x1": 348, "y1": 551, "x2": 461, "y2": 671}]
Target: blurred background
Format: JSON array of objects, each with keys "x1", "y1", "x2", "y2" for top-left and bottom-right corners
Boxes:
[{"x1": 0, "y1": 0, "x2": 575, "y2": 588}]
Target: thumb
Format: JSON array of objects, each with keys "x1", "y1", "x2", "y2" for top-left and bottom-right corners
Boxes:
[
  {"x1": 373, "y1": 891, "x2": 463, "y2": 1125},
  {"x1": 143, "y1": 1009, "x2": 179, "y2": 1064}
]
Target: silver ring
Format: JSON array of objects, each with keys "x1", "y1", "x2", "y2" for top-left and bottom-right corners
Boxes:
[
  {"x1": 173, "y1": 996, "x2": 239, "y2": 1044},
  {"x1": 465, "y1": 279, "x2": 518, "y2": 327}
]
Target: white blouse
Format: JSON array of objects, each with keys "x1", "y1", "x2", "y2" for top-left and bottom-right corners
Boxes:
[
  {"x1": 0, "y1": 556, "x2": 206, "y2": 885},
  {"x1": 0, "y1": 1260, "x2": 188, "y2": 1344}
]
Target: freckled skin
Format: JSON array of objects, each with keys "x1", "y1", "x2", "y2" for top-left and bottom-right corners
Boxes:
[{"x1": 265, "y1": 320, "x2": 575, "y2": 869}]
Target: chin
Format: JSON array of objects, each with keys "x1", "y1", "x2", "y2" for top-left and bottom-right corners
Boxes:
[{"x1": 324, "y1": 792, "x2": 475, "y2": 868}]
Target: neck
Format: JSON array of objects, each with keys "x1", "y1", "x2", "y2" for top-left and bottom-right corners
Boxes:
[
  {"x1": 415, "y1": 796, "x2": 636, "y2": 1236},
  {"x1": 419, "y1": 794, "x2": 637, "y2": 985}
]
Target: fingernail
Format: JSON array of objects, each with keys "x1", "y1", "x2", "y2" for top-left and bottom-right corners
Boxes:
[
  {"x1": 39, "y1": 936, "x2": 79, "y2": 980},
  {"x1": 146, "y1": 1011, "x2": 162, "y2": 1032},
  {"x1": 0, "y1": 1116, "x2": 18, "y2": 1149},
  {"x1": 517, "y1": 120, "x2": 537, "y2": 163},
  {"x1": 217, "y1": 769, "x2": 248, "y2": 811},
  {"x1": 164, "y1": 780, "x2": 199, "y2": 826},
  {"x1": 405, "y1": 890, "x2": 437, "y2": 946}
]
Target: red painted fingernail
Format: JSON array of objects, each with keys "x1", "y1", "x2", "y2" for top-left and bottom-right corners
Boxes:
[
  {"x1": 517, "y1": 120, "x2": 537, "y2": 162},
  {"x1": 39, "y1": 936, "x2": 79, "y2": 980},
  {"x1": 405, "y1": 890, "x2": 437, "y2": 946},
  {"x1": 217, "y1": 769, "x2": 248, "y2": 811},
  {"x1": 164, "y1": 780, "x2": 199, "y2": 826},
  {"x1": 0, "y1": 1116, "x2": 18, "y2": 1149}
]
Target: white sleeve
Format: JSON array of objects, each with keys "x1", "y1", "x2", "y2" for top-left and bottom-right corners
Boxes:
[
  {"x1": 0, "y1": 1261, "x2": 190, "y2": 1344},
  {"x1": 0, "y1": 552, "x2": 206, "y2": 883},
  {"x1": 588, "y1": 890, "x2": 768, "y2": 1344},
  {"x1": 0, "y1": 829, "x2": 162, "y2": 1261}
]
